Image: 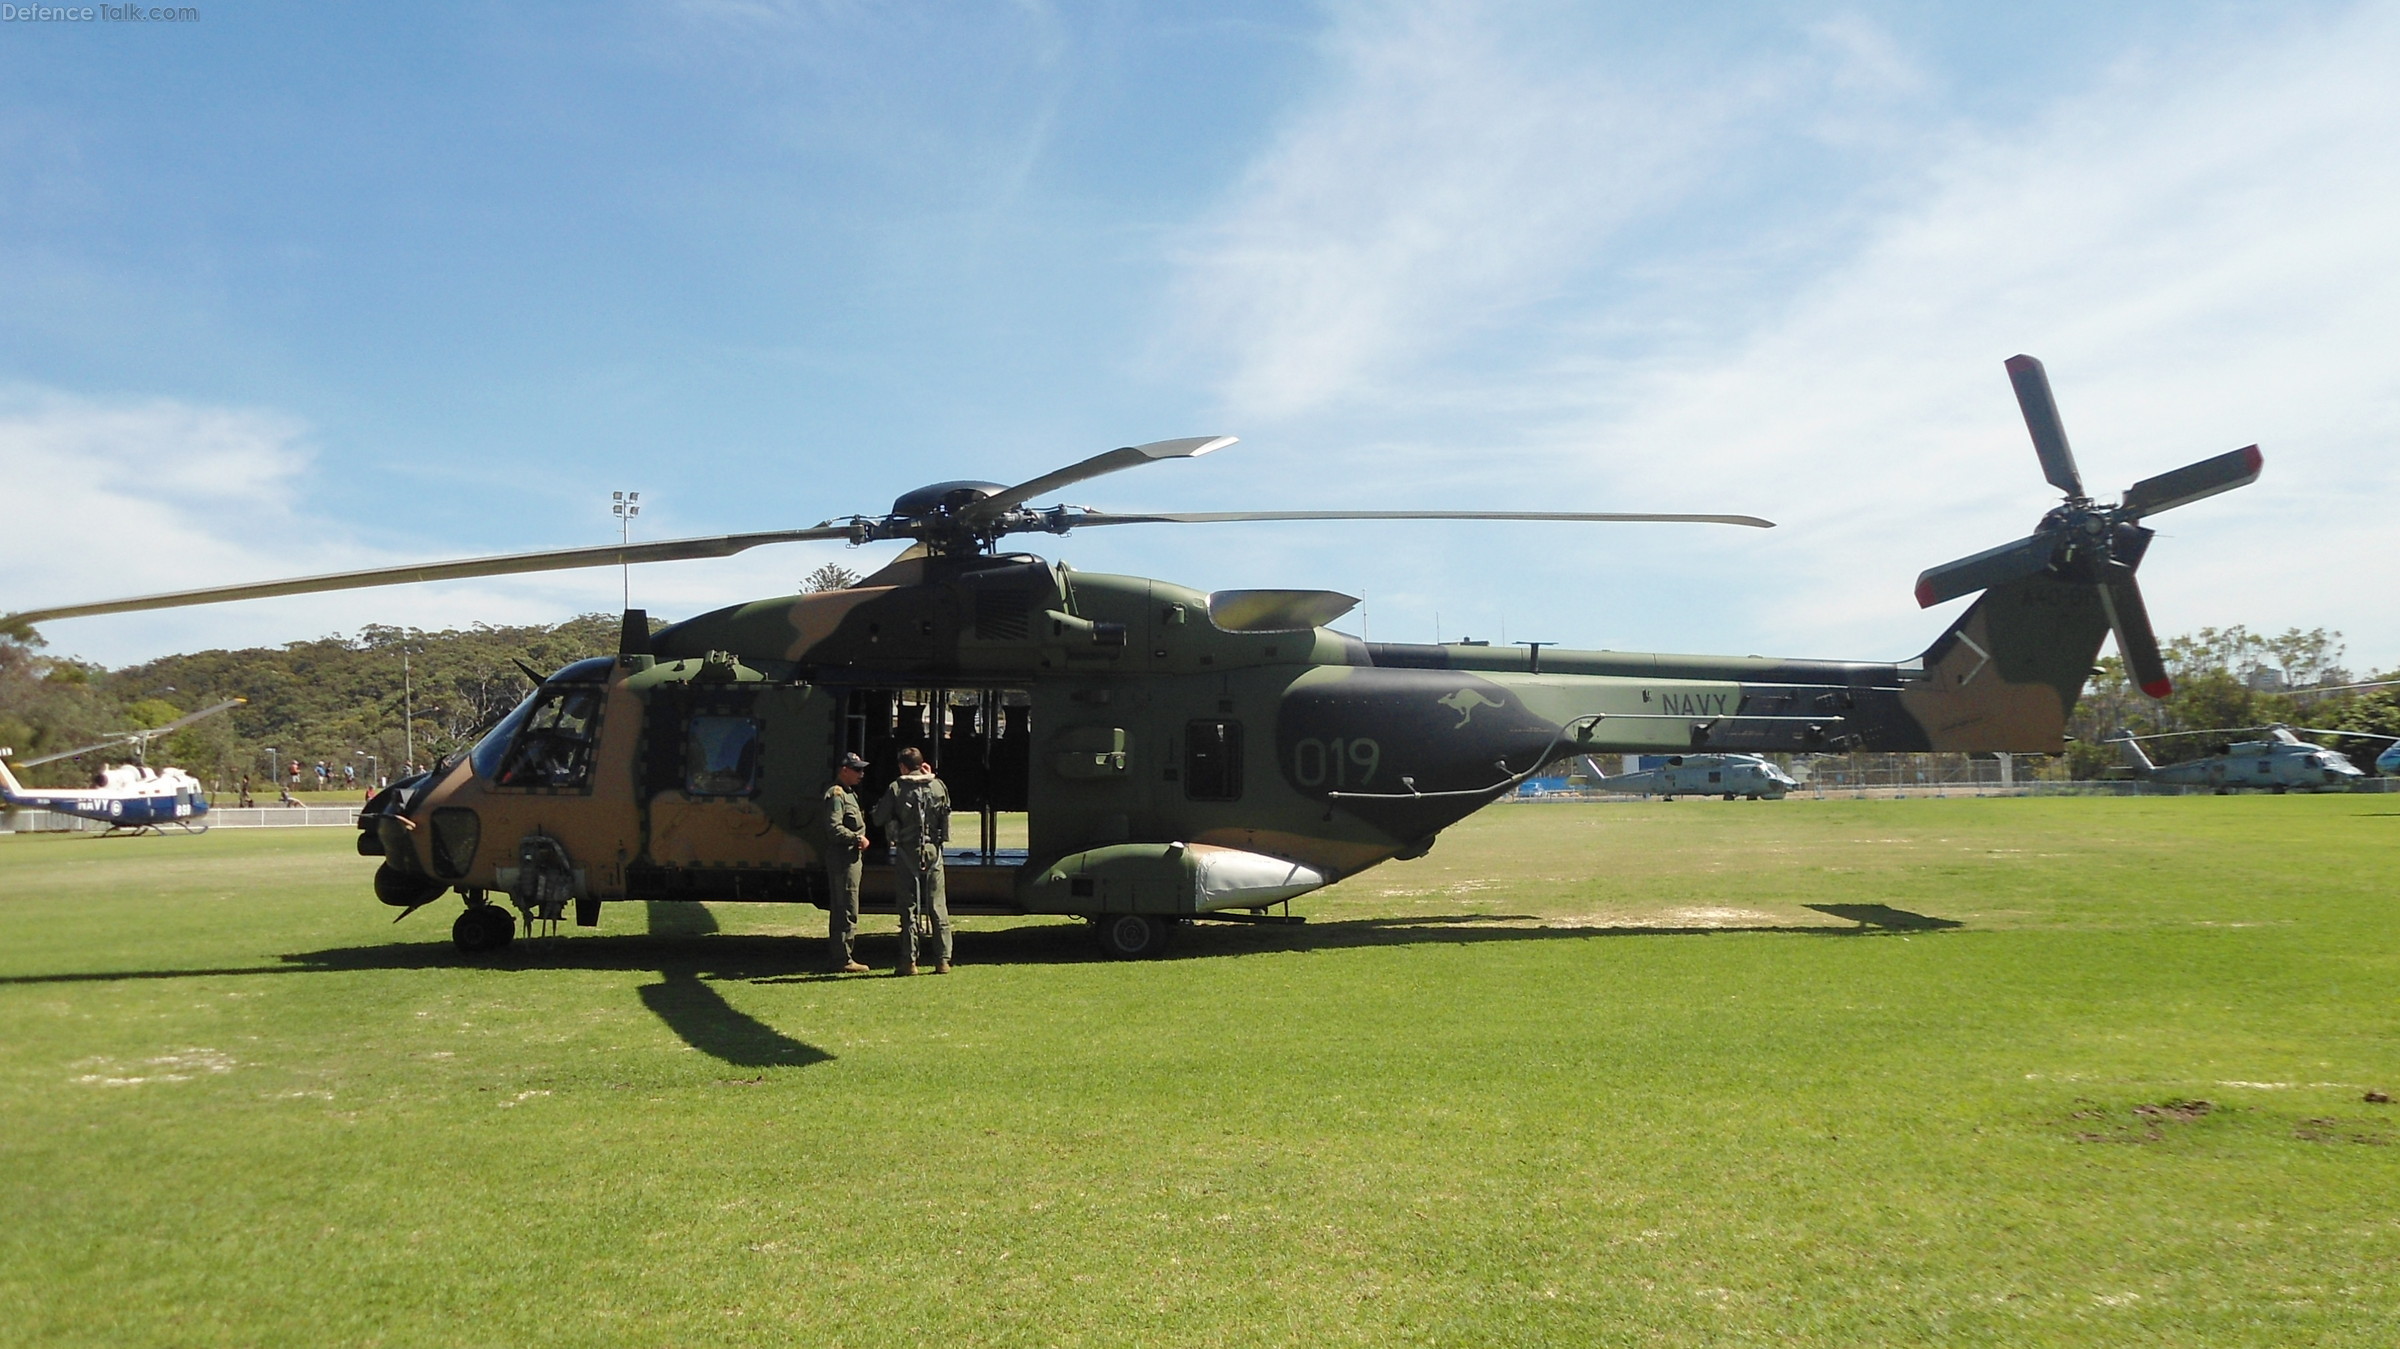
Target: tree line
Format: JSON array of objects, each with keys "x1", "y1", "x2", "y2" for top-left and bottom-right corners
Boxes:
[
  {"x1": 0, "y1": 567, "x2": 869, "y2": 795},
  {"x1": 0, "y1": 616, "x2": 629, "y2": 793},
  {"x1": 2058, "y1": 626, "x2": 2398, "y2": 778}
]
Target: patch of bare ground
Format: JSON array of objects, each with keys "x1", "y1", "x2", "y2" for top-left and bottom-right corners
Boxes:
[
  {"x1": 2293, "y1": 1117, "x2": 2393, "y2": 1146},
  {"x1": 2070, "y1": 1099, "x2": 2216, "y2": 1143}
]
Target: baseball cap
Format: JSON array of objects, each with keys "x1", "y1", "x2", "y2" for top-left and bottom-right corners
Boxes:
[{"x1": 837, "y1": 752, "x2": 869, "y2": 772}]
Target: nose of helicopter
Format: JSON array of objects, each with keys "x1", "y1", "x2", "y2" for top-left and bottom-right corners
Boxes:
[{"x1": 1278, "y1": 668, "x2": 1566, "y2": 841}]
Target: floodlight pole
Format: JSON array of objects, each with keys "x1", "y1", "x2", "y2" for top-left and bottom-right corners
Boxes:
[{"x1": 611, "y1": 490, "x2": 641, "y2": 611}]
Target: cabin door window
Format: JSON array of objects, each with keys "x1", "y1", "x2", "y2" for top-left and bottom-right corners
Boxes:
[
  {"x1": 685, "y1": 715, "x2": 764, "y2": 796},
  {"x1": 1184, "y1": 720, "x2": 1244, "y2": 801}
]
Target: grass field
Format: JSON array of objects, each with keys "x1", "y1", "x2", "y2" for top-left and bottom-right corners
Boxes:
[{"x1": 2, "y1": 797, "x2": 2396, "y2": 1346}]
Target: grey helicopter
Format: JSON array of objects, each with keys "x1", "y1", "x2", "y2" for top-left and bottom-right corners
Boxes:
[
  {"x1": 2109, "y1": 724, "x2": 2373, "y2": 793},
  {"x1": 1576, "y1": 753, "x2": 1797, "y2": 801}
]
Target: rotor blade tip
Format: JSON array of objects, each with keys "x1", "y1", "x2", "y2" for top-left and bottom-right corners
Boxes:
[
  {"x1": 2140, "y1": 678, "x2": 2173, "y2": 699},
  {"x1": 1913, "y1": 577, "x2": 1939, "y2": 609}
]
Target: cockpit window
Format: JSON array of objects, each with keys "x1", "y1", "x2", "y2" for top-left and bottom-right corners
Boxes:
[
  {"x1": 470, "y1": 692, "x2": 541, "y2": 780},
  {"x1": 488, "y1": 685, "x2": 606, "y2": 789}
]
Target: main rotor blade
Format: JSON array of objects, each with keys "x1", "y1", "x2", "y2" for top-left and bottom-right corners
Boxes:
[
  {"x1": 2097, "y1": 560, "x2": 2171, "y2": 698},
  {"x1": 10, "y1": 698, "x2": 240, "y2": 766},
  {"x1": 2, "y1": 527, "x2": 852, "y2": 627},
  {"x1": 2119, "y1": 444, "x2": 2263, "y2": 519},
  {"x1": 2292, "y1": 727, "x2": 2400, "y2": 742},
  {"x1": 1067, "y1": 509, "x2": 1775, "y2": 528},
  {"x1": 18, "y1": 736, "x2": 142, "y2": 768},
  {"x1": 963, "y1": 436, "x2": 1236, "y2": 525},
  {"x1": 2006, "y1": 354, "x2": 2085, "y2": 498},
  {"x1": 135, "y1": 697, "x2": 248, "y2": 739},
  {"x1": 1912, "y1": 532, "x2": 2057, "y2": 608}
]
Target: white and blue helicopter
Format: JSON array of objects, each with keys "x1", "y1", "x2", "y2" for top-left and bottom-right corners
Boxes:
[{"x1": 0, "y1": 698, "x2": 243, "y2": 834}]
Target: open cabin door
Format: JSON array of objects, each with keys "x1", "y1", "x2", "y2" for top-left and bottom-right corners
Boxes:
[{"x1": 840, "y1": 687, "x2": 1031, "y2": 908}]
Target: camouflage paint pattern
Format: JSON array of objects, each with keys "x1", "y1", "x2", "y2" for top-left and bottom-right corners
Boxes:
[{"x1": 370, "y1": 551, "x2": 2114, "y2": 920}]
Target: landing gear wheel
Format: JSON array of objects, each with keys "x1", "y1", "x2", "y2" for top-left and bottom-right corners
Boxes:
[
  {"x1": 452, "y1": 903, "x2": 517, "y2": 953},
  {"x1": 1092, "y1": 913, "x2": 1177, "y2": 959},
  {"x1": 480, "y1": 904, "x2": 518, "y2": 948}
]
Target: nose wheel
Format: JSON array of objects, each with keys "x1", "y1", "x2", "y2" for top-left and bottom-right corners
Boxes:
[{"x1": 451, "y1": 901, "x2": 518, "y2": 953}]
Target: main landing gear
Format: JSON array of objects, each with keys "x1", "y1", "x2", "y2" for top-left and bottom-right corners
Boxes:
[
  {"x1": 1091, "y1": 913, "x2": 1180, "y2": 960},
  {"x1": 452, "y1": 894, "x2": 517, "y2": 953}
]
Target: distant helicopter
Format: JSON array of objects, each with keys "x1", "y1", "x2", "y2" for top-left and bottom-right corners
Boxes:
[
  {"x1": 2109, "y1": 724, "x2": 2369, "y2": 793},
  {"x1": 1578, "y1": 752, "x2": 1796, "y2": 801},
  {"x1": 0, "y1": 698, "x2": 244, "y2": 834},
  {"x1": 3, "y1": 356, "x2": 2263, "y2": 956}
]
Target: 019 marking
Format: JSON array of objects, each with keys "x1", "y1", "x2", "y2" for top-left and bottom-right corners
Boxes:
[{"x1": 1292, "y1": 736, "x2": 1380, "y2": 788}]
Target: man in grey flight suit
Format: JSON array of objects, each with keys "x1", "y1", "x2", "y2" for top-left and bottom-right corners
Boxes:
[
  {"x1": 870, "y1": 745, "x2": 952, "y2": 975},
  {"x1": 821, "y1": 752, "x2": 871, "y2": 974}
]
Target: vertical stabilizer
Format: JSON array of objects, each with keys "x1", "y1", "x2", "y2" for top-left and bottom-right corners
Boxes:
[
  {"x1": 0, "y1": 750, "x2": 22, "y2": 801},
  {"x1": 1900, "y1": 570, "x2": 2114, "y2": 752},
  {"x1": 2116, "y1": 734, "x2": 2155, "y2": 775}
]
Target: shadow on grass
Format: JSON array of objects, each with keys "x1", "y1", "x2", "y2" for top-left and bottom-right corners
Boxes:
[
  {"x1": 0, "y1": 903, "x2": 1968, "y2": 989},
  {"x1": 630, "y1": 900, "x2": 829, "y2": 1068},
  {"x1": 637, "y1": 968, "x2": 829, "y2": 1069},
  {"x1": 1802, "y1": 904, "x2": 1963, "y2": 931},
  {"x1": 0, "y1": 903, "x2": 1964, "y2": 1071}
]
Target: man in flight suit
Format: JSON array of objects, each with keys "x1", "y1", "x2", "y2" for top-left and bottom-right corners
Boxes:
[
  {"x1": 870, "y1": 745, "x2": 952, "y2": 975},
  {"x1": 821, "y1": 752, "x2": 871, "y2": 974}
]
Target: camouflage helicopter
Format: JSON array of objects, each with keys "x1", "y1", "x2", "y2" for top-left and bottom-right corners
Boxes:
[{"x1": 4, "y1": 356, "x2": 2263, "y2": 958}]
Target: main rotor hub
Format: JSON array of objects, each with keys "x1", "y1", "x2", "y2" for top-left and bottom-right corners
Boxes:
[{"x1": 889, "y1": 480, "x2": 1007, "y2": 518}]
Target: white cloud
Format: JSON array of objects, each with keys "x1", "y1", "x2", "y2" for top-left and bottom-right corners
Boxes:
[
  {"x1": 1161, "y1": 2, "x2": 2400, "y2": 671},
  {"x1": 1164, "y1": 5, "x2": 1765, "y2": 422},
  {"x1": 0, "y1": 386, "x2": 314, "y2": 604},
  {"x1": 1567, "y1": 2, "x2": 2400, "y2": 664},
  {"x1": 0, "y1": 386, "x2": 875, "y2": 667}
]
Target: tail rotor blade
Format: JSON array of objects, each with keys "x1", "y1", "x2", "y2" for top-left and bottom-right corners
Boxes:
[
  {"x1": 2119, "y1": 444, "x2": 2263, "y2": 519},
  {"x1": 1913, "y1": 532, "x2": 2057, "y2": 608},
  {"x1": 2097, "y1": 561, "x2": 2171, "y2": 698},
  {"x1": 2006, "y1": 354, "x2": 2085, "y2": 498}
]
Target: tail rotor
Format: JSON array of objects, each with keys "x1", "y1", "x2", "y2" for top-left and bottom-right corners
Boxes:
[{"x1": 1913, "y1": 355, "x2": 2262, "y2": 700}]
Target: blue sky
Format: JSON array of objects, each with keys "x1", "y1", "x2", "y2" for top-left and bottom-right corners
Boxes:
[{"x1": 5, "y1": 1, "x2": 2395, "y2": 675}]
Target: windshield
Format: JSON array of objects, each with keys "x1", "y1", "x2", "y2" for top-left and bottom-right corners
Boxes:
[
  {"x1": 470, "y1": 690, "x2": 544, "y2": 780},
  {"x1": 487, "y1": 685, "x2": 606, "y2": 788}
]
